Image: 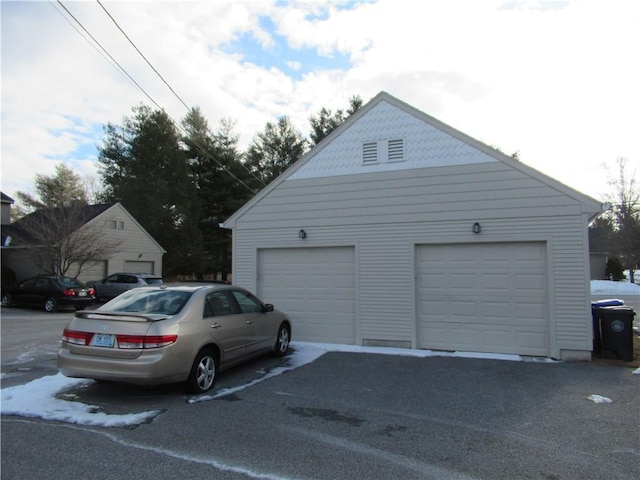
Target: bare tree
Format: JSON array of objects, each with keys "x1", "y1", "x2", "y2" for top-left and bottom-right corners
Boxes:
[
  {"x1": 603, "y1": 157, "x2": 640, "y2": 283},
  {"x1": 11, "y1": 203, "x2": 121, "y2": 278}
]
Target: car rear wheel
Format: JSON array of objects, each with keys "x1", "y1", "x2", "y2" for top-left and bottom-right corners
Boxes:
[
  {"x1": 1, "y1": 293, "x2": 12, "y2": 307},
  {"x1": 43, "y1": 297, "x2": 57, "y2": 313},
  {"x1": 186, "y1": 349, "x2": 217, "y2": 394},
  {"x1": 273, "y1": 324, "x2": 290, "y2": 357}
]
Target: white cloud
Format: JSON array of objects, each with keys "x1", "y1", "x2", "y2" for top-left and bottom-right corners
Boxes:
[{"x1": 1, "y1": 0, "x2": 638, "y2": 201}]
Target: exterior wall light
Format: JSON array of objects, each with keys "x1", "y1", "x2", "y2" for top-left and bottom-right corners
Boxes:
[
  {"x1": 473, "y1": 222, "x2": 481, "y2": 234},
  {"x1": 298, "y1": 229, "x2": 307, "y2": 239}
]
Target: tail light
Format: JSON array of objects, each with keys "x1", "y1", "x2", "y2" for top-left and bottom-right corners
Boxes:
[
  {"x1": 88, "y1": 287, "x2": 95, "y2": 296},
  {"x1": 62, "y1": 329, "x2": 93, "y2": 345},
  {"x1": 61, "y1": 329, "x2": 177, "y2": 349},
  {"x1": 62, "y1": 289, "x2": 76, "y2": 297},
  {"x1": 117, "y1": 335, "x2": 177, "y2": 349}
]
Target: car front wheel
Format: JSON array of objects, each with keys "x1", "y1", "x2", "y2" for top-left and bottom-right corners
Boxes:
[
  {"x1": 273, "y1": 324, "x2": 290, "y2": 357},
  {"x1": 186, "y1": 349, "x2": 217, "y2": 394},
  {"x1": 43, "y1": 297, "x2": 57, "y2": 313}
]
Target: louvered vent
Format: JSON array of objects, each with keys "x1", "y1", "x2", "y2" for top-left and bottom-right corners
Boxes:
[
  {"x1": 388, "y1": 139, "x2": 404, "y2": 161},
  {"x1": 362, "y1": 142, "x2": 378, "y2": 163}
]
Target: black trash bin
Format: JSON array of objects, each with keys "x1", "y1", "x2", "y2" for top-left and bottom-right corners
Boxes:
[
  {"x1": 591, "y1": 299, "x2": 625, "y2": 354},
  {"x1": 598, "y1": 306, "x2": 636, "y2": 361}
]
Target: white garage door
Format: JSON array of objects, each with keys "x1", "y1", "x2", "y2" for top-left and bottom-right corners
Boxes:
[
  {"x1": 416, "y1": 242, "x2": 548, "y2": 356},
  {"x1": 73, "y1": 260, "x2": 107, "y2": 284},
  {"x1": 123, "y1": 261, "x2": 155, "y2": 274},
  {"x1": 258, "y1": 247, "x2": 356, "y2": 344}
]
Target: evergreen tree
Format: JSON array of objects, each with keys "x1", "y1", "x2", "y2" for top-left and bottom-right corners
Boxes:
[
  {"x1": 182, "y1": 110, "x2": 253, "y2": 276},
  {"x1": 309, "y1": 94, "x2": 363, "y2": 145},
  {"x1": 14, "y1": 163, "x2": 89, "y2": 217},
  {"x1": 97, "y1": 105, "x2": 201, "y2": 276},
  {"x1": 245, "y1": 116, "x2": 308, "y2": 185}
]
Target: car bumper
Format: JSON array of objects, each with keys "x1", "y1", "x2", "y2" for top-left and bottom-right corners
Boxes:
[
  {"x1": 58, "y1": 297, "x2": 96, "y2": 308},
  {"x1": 57, "y1": 346, "x2": 191, "y2": 386}
]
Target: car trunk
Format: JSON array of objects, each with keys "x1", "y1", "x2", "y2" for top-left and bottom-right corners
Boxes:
[{"x1": 66, "y1": 311, "x2": 168, "y2": 359}]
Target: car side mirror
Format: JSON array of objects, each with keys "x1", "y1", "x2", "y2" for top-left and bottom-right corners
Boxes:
[{"x1": 263, "y1": 304, "x2": 274, "y2": 312}]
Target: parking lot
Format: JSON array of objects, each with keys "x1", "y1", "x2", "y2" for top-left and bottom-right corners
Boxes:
[{"x1": 2, "y1": 306, "x2": 639, "y2": 479}]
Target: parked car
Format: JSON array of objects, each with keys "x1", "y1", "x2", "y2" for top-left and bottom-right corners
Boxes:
[
  {"x1": 86, "y1": 272, "x2": 163, "y2": 300},
  {"x1": 57, "y1": 283, "x2": 291, "y2": 393},
  {"x1": 1, "y1": 275, "x2": 96, "y2": 312}
]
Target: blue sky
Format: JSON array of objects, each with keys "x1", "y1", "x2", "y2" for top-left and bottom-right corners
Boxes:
[
  {"x1": 1, "y1": 0, "x2": 639, "y2": 202},
  {"x1": 223, "y1": 8, "x2": 356, "y2": 79}
]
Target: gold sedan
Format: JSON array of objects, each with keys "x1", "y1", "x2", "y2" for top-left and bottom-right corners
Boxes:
[{"x1": 57, "y1": 283, "x2": 292, "y2": 393}]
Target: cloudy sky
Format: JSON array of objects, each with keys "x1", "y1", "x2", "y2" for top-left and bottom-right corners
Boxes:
[{"x1": 1, "y1": 0, "x2": 638, "y2": 202}]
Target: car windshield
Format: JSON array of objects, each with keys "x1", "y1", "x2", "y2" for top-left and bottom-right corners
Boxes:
[{"x1": 101, "y1": 289, "x2": 191, "y2": 315}]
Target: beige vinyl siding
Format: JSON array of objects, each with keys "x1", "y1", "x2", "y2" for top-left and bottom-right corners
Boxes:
[
  {"x1": 231, "y1": 163, "x2": 593, "y2": 358},
  {"x1": 236, "y1": 163, "x2": 587, "y2": 229},
  {"x1": 83, "y1": 204, "x2": 164, "y2": 278}
]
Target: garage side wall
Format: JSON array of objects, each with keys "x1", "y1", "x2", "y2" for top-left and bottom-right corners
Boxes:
[{"x1": 231, "y1": 163, "x2": 593, "y2": 360}]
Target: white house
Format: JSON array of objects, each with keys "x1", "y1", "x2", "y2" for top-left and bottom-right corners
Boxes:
[{"x1": 223, "y1": 92, "x2": 604, "y2": 360}]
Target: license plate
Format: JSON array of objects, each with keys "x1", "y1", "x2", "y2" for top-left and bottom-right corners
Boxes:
[
  {"x1": 78, "y1": 291, "x2": 87, "y2": 297},
  {"x1": 93, "y1": 334, "x2": 115, "y2": 347}
]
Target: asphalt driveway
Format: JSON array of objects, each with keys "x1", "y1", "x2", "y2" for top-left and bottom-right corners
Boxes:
[{"x1": 1, "y1": 306, "x2": 639, "y2": 479}]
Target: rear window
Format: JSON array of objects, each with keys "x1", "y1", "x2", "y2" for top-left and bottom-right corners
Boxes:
[
  {"x1": 144, "y1": 277, "x2": 164, "y2": 285},
  {"x1": 59, "y1": 277, "x2": 83, "y2": 288},
  {"x1": 102, "y1": 290, "x2": 191, "y2": 315}
]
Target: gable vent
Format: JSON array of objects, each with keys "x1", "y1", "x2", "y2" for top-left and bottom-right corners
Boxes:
[
  {"x1": 388, "y1": 139, "x2": 404, "y2": 161},
  {"x1": 362, "y1": 142, "x2": 378, "y2": 163}
]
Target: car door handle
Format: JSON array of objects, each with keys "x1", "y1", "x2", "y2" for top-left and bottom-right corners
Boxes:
[{"x1": 210, "y1": 323, "x2": 221, "y2": 329}]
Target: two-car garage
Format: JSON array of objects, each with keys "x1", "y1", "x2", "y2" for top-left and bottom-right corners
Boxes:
[
  {"x1": 224, "y1": 92, "x2": 601, "y2": 360},
  {"x1": 256, "y1": 242, "x2": 550, "y2": 357}
]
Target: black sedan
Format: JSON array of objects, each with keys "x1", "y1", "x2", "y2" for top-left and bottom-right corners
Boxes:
[{"x1": 1, "y1": 275, "x2": 96, "y2": 312}]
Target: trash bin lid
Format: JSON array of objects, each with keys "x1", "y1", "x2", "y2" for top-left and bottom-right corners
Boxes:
[{"x1": 591, "y1": 298, "x2": 625, "y2": 308}]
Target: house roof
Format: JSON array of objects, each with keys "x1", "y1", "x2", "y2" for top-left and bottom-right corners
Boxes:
[
  {"x1": 223, "y1": 91, "x2": 604, "y2": 228},
  {"x1": 1, "y1": 192, "x2": 15, "y2": 204},
  {"x1": 2, "y1": 203, "x2": 115, "y2": 247}
]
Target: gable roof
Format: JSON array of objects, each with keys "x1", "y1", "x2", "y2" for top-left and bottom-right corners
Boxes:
[
  {"x1": 1, "y1": 192, "x2": 14, "y2": 204},
  {"x1": 2, "y1": 203, "x2": 115, "y2": 247},
  {"x1": 223, "y1": 91, "x2": 603, "y2": 228}
]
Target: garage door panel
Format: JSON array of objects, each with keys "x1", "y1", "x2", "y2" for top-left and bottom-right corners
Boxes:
[
  {"x1": 417, "y1": 242, "x2": 549, "y2": 356},
  {"x1": 259, "y1": 247, "x2": 356, "y2": 345}
]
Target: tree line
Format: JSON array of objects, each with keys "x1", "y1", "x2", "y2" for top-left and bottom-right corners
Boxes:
[{"x1": 13, "y1": 96, "x2": 363, "y2": 278}]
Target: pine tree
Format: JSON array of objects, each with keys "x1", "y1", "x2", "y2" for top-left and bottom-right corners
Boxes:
[
  {"x1": 97, "y1": 105, "x2": 202, "y2": 276},
  {"x1": 245, "y1": 116, "x2": 308, "y2": 185}
]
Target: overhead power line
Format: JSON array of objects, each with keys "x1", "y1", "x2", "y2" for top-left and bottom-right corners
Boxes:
[
  {"x1": 52, "y1": 1, "x2": 264, "y2": 193},
  {"x1": 53, "y1": 0, "x2": 163, "y2": 111},
  {"x1": 95, "y1": 0, "x2": 190, "y2": 112}
]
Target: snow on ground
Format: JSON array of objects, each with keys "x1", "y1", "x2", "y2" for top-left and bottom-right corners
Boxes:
[
  {"x1": 591, "y1": 280, "x2": 640, "y2": 296},
  {"x1": 1, "y1": 280, "x2": 637, "y2": 428}
]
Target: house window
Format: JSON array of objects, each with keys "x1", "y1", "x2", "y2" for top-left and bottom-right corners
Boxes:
[
  {"x1": 110, "y1": 220, "x2": 117, "y2": 229},
  {"x1": 362, "y1": 142, "x2": 378, "y2": 164},
  {"x1": 388, "y1": 139, "x2": 404, "y2": 161},
  {"x1": 119, "y1": 221, "x2": 124, "y2": 230}
]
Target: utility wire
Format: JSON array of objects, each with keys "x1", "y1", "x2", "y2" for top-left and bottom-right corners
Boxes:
[
  {"x1": 96, "y1": 0, "x2": 190, "y2": 112},
  {"x1": 53, "y1": 0, "x2": 163, "y2": 111},
  {"x1": 53, "y1": 0, "x2": 262, "y2": 193},
  {"x1": 93, "y1": 0, "x2": 266, "y2": 190}
]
